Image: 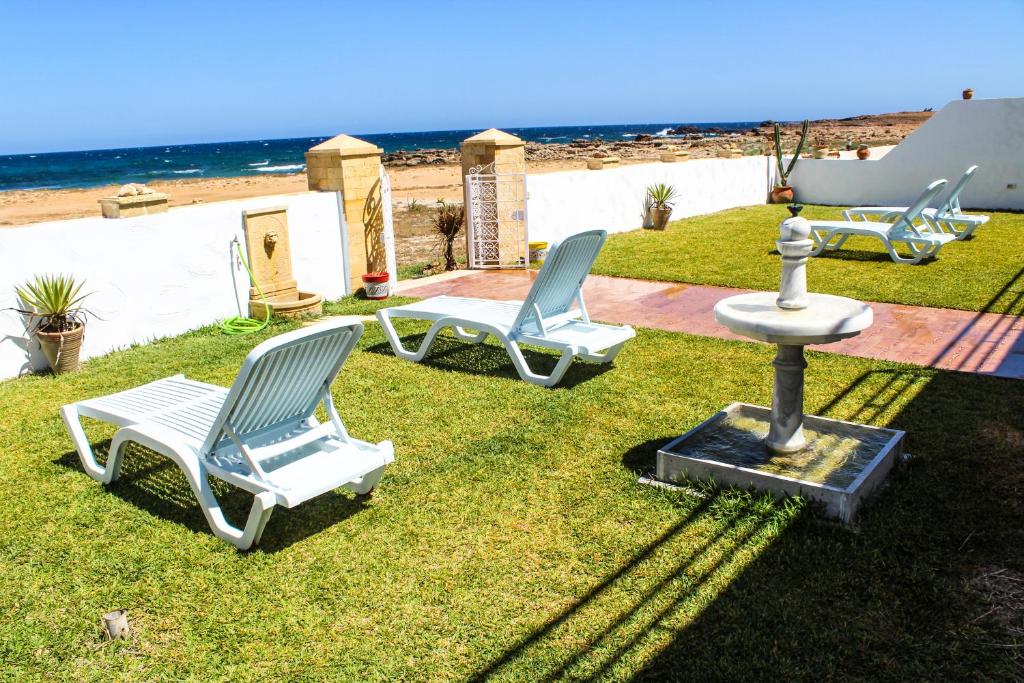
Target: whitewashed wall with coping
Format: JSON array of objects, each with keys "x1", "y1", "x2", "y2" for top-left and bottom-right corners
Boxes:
[
  {"x1": 0, "y1": 191, "x2": 348, "y2": 380},
  {"x1": 790, "y1": 98, "x2": 1024, "y2": 210},
  {"x1": 526, "y1": 157, "x2": 771, "y2": 243}
]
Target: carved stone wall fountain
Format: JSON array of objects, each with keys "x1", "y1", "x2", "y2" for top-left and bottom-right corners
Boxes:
[
  {"x1": 653, "y1": 206, "x2": 907, "y2": 522},
  {"x1": 242, "y1": 206, "x2": 322, "y2": 319}
]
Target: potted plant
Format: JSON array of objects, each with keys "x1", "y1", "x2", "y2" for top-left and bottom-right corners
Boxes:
[
  {"x1": 962, "y1": 88, "x2": 974, "y2": 100},
  {"x1": 11, "y1": 274, "x2": 92, "y2": 374},
  {"x1": 646, "y1": 183, "x2": 678, "y2": 230},
  {"x1": 770, "y1": 120, "x2": 809, "y2": 203},
  {"x1": 857, "y1": 144, "x2": 871, "y2": 160}
]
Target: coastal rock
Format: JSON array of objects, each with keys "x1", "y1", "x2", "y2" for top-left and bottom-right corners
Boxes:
[
  {"x1": 634, "y1": 134, "x2": 654, "y2": 142},
  {"x1": 118, "y1": 183, "x2": 139, "y2": 196}
]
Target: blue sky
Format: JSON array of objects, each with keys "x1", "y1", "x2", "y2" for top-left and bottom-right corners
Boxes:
[{"x1": 0, "y1": 0, "x2": 1021, "y2": 154}]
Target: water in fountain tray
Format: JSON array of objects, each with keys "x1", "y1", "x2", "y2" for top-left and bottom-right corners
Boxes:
[{"x1": 655, "y1": 403, "x2": 906, "y2": 523}]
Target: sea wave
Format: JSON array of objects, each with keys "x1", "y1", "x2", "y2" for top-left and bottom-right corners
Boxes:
[
  {"x1": 621, "y1": 133, "x2": 636, "y2": 138},
  {"x1": 254, "y1": 164, "x2": 305, "y2": 173},
  {"x1": 654, "y1": 128, "x2": 672, "y2": 137},
  {"x1": 247, "y1": 160, "x2": 270, "y2": 167},
  {"x1": 172, "y1": 168, "x2": 203, "y2": 174}
]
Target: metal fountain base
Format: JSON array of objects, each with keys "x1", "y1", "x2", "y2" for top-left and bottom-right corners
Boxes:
[{"x1": 654, "y1": 403, "x2": 906, "y2": 523}]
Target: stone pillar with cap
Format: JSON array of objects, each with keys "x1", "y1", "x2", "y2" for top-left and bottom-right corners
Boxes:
[
  {"x1": 460, "y1": 129, "x2": 526, "y2": 267},
  {"x1": 305, "y1": 134, "x2": 385, "y2": 292}
]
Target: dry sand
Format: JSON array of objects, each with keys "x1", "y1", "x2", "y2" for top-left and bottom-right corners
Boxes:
[{"x1": 0, "y1": 158, "x2": 601, "y2": 228}]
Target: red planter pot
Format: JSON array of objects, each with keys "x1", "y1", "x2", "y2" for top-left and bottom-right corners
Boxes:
[{"x1": 361, "y1": 272, "x2": 390, "y2": 300}]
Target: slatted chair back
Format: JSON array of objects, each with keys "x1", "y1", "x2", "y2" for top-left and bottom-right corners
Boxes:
[
  {"x1": 512, "y1": 229, "x2": 607, "y2": 335},
  {"x1": 201, "y1": 320, "x2": 363, "y2": 456},
  {"x1": 938, "y1": 165, "x2": 978, "y2": 216},
  {"x1": 892, "y1": 179, "x2": 948, "y2": 237}
]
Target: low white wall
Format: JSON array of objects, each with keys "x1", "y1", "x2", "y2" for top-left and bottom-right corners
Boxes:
[
  {"x1": 790, "y1": 98, "x2": 1024, "y2": 210},
  {"x1": 526, "y1": 157, "x2": 770, "y2": 243},
  {"x1": 0, "y1": 191, "x2": 348, "y2": 380}
]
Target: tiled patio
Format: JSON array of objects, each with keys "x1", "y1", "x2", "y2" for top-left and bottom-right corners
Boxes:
[{"x1": 397, "y1": 270, "x2": 1024, "y2": 380}]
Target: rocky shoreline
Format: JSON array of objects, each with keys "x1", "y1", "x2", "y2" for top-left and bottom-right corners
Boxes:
[{"x1": 382, "y1": 111, "x2": 932, "y2": 167}]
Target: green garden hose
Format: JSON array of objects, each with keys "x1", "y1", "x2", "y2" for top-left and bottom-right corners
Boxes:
[{"x1": 220, "y1": 240, "x2": 270, "y2": 335}]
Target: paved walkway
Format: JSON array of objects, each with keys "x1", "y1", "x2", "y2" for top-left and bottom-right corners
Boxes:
[{"x1": 396, "y1": 270, "x2": 1024, "y2": 380}]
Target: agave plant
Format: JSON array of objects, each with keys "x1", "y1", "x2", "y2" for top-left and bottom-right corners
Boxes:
[
  {"x1": 13, "y1": 274, "x2": 92, "y2": 333},
  {"x1": 647, "y1": 183, "x2": 679, "y2": 210},
  {"x1": 773, "y1": 120, "x2": 810, "y2": 187}
]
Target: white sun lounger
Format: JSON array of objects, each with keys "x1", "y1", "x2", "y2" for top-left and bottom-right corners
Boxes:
[
  {"x1": 809, "y1": 179, "x2": 959, "y2": 264},
  {"x1": 376, "y1": 229, "x2": 635, "y2": 387},
  {"x1": 61, "y1": 320, "x2": 394, "y2": 550},
  {"x1": 843, "y1": 166, "x2": 990, "y2": 240}
]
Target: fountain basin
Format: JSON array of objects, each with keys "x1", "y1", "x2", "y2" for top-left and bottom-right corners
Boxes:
[
  {"x1": 249, "y1": 290, "x2": 323, "y2": 320},
  {"x1": 715, "y1": 292, "x2": 872, "y2": 345},
  {"x1": 656, "y1": 403, "x2": 906, "y2": 522}
]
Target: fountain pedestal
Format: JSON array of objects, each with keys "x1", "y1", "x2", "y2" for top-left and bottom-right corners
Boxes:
[{"x1": 651, "y1": 207, "x2": 907, "y2": 522}]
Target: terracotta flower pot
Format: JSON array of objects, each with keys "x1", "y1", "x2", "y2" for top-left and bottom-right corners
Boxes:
[
  {"x1": 36, "y1": 324, "x2": 84, "y2": 374},
  {"x1": 770, "y1": 186, "x2": 794, "y2": 204},
  {"x1": 857, "y1": 145, "x2": 871, "y2": 160},
  {"x1": 962, "y1": 88, "x2": 974, "y2": 100},
  {"x1": 651, "y1": 207, "x2": 673, "y2": 230}
]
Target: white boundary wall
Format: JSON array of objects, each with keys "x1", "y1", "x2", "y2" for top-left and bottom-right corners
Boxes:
[
  {"x1": 526, "y1": 157, "x2": 770, "y2": 243},
  {"x1": 789, "y1": 98, "x2": 1024, "y2": 210},
  {"x1": 0, "y1": 191, "x2": 349, "y2": 380}
]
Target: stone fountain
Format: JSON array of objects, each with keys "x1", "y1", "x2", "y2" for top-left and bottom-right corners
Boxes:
[
  {"x1": 654, "y1": 206, "x2": 906, "y2": 522},
  {"x1": 242, "y1": 206, "x2": 322, "y2": 319}
]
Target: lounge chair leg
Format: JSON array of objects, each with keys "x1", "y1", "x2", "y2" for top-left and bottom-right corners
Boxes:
[
  {"x1": 61, "y1": 404, "x2": 123, "y2": 484},
  {"x1": 453, "y1": 326, "x2": 488, "y2": 344},
  {"x1": 108, "y1": 425, "x2": 277, "y2": 550},
  {"x1": 578, "y1": 341, "x2": 627, "y2": 364},
  {"x1": 503, "y1": 341, "x2": 576, "y2": 387},
  {"x1": 377, "y1": 310, "x2": 448, "y2": 362}
]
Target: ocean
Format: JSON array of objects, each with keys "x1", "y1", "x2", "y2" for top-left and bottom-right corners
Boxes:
[{"x1": 0, "y1": 121, "x2": 757, "y2": 192}]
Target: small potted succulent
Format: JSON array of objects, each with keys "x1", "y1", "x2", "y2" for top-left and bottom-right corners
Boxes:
[
  {"x1": 771, "y1": 120, "x2": 809, "y2": 203},
  {"x1": 12, "y1": 274, "x2": 93, "y2": 374},
  {"x1": 646, "y1": 183, "x2": 678, "y2": 230},
  {"x1": 962, "y1": 88, "x2": 974, "y2": 100}
]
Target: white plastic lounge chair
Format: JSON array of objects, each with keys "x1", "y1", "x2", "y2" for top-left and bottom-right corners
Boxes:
[
  {"x1": 809, "y1": 179, "x2": 959, "y2": 264},
  {"x1": 376, "y1": 229, "x2": 635, "y2": 387},
  {"x1": 843, "y1": 166, "x2": 989, "y2": 240},
  {"x1": 61, "y1": 320, "x2": 394, "y2": 550}
]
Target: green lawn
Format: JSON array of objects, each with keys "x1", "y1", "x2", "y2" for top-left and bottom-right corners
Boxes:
[
  {"x1": 1, "y1": 299, "x2": 1021, "y2": 680},
  {"x1": 593, "y1": 205, "x2": 1024, "y2": 314}
]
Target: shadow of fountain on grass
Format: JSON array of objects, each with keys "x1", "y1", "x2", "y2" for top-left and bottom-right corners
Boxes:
[
  {"x1": 624, "y1": 366, "x2": 1024, "y2": 680},
  {"x1": 466, "y1": 366, "x2": 1023, "y2": 680}
]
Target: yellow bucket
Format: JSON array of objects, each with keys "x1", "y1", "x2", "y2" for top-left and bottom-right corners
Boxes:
[{"x1": 529, "y1": 241, "x2": 549, "y2": 266}]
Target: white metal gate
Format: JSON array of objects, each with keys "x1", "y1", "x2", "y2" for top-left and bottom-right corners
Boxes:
[
  {"x1": 379, "y1": 166, "x2": 398, "y2": 294},
  {"x1": 465, "y1": 162, "x2": 528, "y2": 269}
]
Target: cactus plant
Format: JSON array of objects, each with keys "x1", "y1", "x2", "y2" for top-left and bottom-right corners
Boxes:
[{"x1": 773, "y1": 120, "x2": 809, "y2": 187}]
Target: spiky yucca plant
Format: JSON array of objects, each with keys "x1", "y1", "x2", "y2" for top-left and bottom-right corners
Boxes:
[
  {"x1": 433, "y1": 201, "x2": 465, "y2": 271},
  {"x1": 13, "y1": 274, "x2": 92, "y2": 333},
  {"x1": 647, "y1": 183, "x2": 679, "y2": 209},
  {"x1": 773, "y1": 119, "x2": 810, "y2": 187}
]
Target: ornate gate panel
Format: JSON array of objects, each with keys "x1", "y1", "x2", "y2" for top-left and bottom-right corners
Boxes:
[{"x1": 465, "y1": 162, "x2": 528, "y2": 269}]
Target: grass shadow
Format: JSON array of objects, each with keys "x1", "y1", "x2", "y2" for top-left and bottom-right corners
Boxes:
[
  {"x1": 364, "y1": 329, "x2": 615, "y2": 389},
  {"x1": 54, "y1": 442, "x2": 371, "y2": 553},
  {"x1": 625, "y1": 367, "x2": 1024, "y2": 680}
]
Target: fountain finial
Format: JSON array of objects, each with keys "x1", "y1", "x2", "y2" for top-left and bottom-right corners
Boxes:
[{"x1": 776, "y1": 207, "x2": 813, "y2": 309}]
